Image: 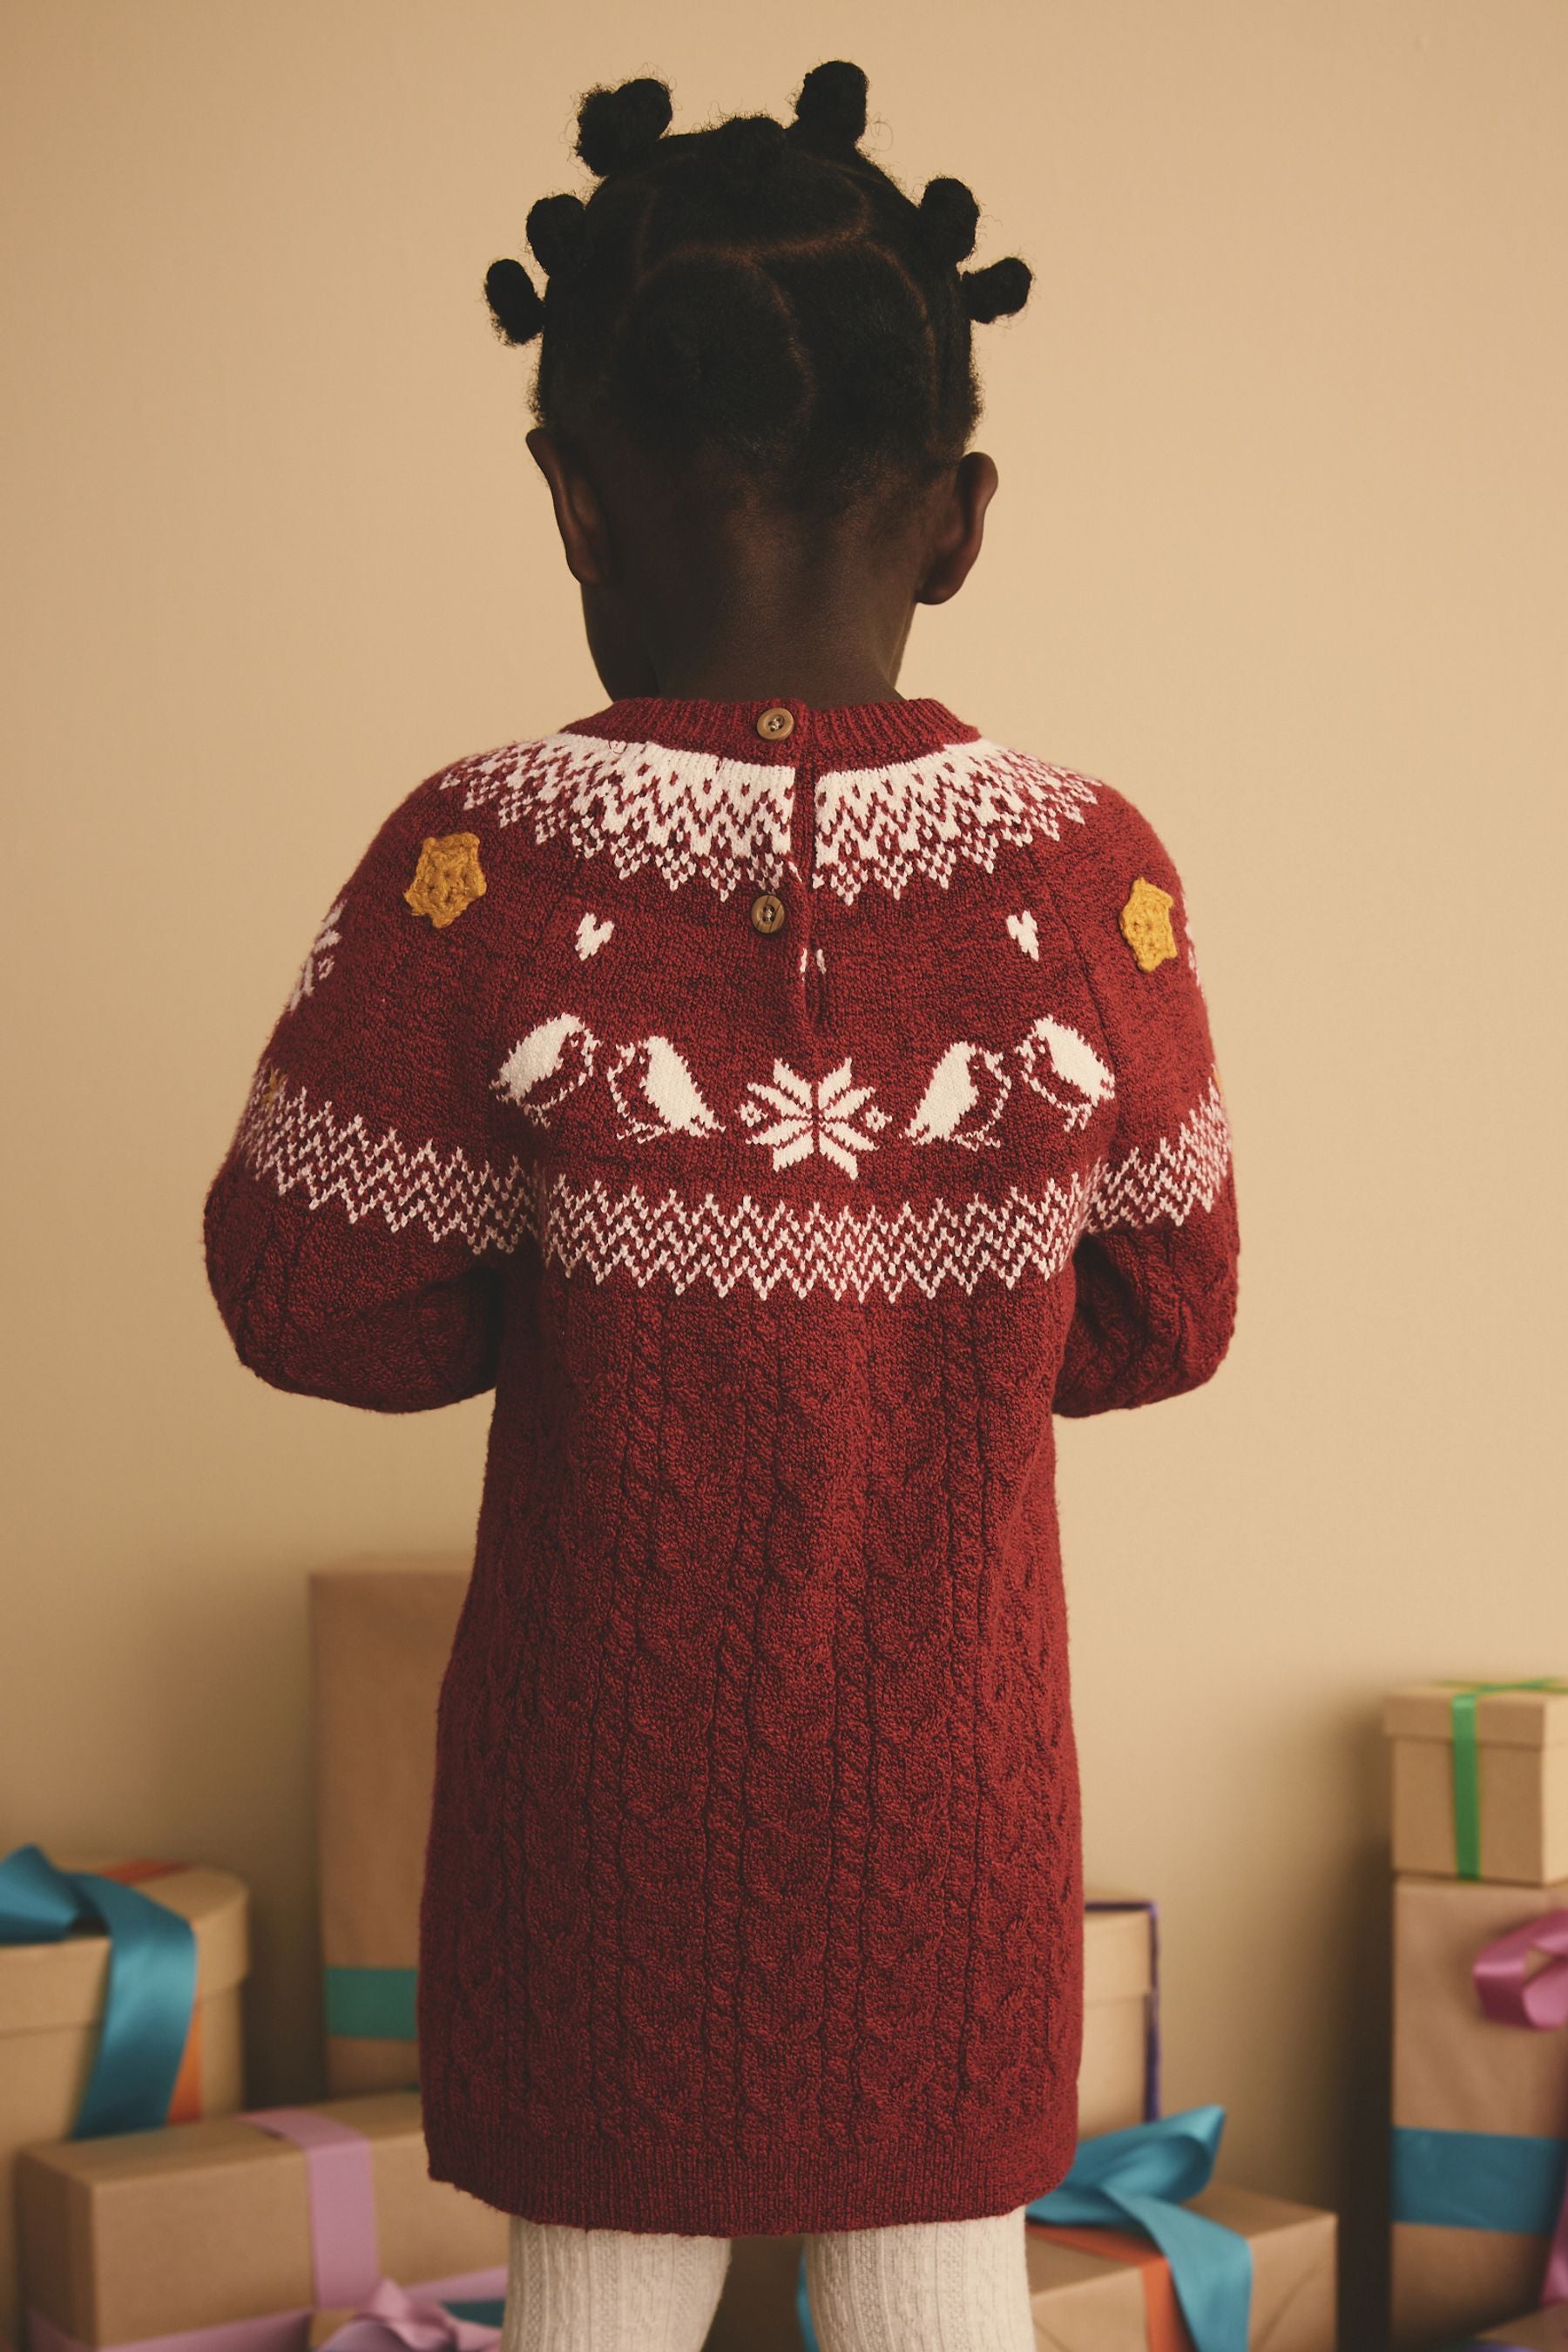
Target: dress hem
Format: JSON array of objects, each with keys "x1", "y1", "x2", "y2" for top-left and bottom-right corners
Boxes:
[{"x1": 418, "y1": 2098, "x2": 1080, "y2": 2236}]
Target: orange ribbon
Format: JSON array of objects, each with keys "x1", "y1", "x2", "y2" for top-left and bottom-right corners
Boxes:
[{"x1": 1027, "y1": 2222, "x2": 1195, "y2": 2352}]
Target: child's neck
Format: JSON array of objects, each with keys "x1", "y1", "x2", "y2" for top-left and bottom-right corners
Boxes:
[{"x1": 648, "y1": 645, "x2": 905, "y2": 707}]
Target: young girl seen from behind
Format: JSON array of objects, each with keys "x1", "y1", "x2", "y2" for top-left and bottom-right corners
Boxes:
[{"x1": 206, "y1": 61, "x2": 1240, "y2": 2352}]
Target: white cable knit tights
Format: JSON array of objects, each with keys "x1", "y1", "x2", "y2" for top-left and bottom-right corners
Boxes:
[{"x1": 500, "y1": 2205, "x2": 1037, "y2": 2352}]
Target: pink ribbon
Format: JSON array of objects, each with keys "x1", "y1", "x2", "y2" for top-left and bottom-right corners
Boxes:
[
  {"x1": 240, "y1": 2111, "x2": 383, "y2": 2310},
  {"x1": 312, "y1": 2280, "x2": 500, "y2": 2352},
  {"x1": 1473, "y1": 1909, "x2": 1568, "y2": 2301}
]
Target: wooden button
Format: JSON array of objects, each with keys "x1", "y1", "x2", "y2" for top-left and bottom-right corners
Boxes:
[
  {"x1": 755, "y1": 706, "x2": 794, "y2": 741},
  {"x1": 750, "y1": 891, "x2": 786, "y2": 936}
]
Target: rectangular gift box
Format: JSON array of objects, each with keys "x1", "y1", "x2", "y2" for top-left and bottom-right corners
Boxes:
[
  {"x1": 311, "y1": 1558, "x2": 470, "y2": 2094},
  {"x1": 1024, "y1": 2183, "x2": 1336, "y2": 2350},
  {"x1": 1386, "y1": 1683, "x2": 1568, "y2": 1885},
  {"x1": 1390, "y1": 1871, "x2": 1568, "y2": 2348},
  {"x1": 1080, "y1": 1896, "x2": 1158, "y2": 2136},
  {"x1": 16, "y1": 2091, "x2": 505, "y2": 2352},
  {"x1": 1464, "y1": 2309, "x2": 1568, "y2": 2349},
  {"x1": 2, "y1": 1862, "x2": 247, "y2": 2347}
]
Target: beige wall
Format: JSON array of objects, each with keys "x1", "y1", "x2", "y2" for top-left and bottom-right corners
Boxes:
[{"x1": 4, "y1": 1, "x2": 1565, "y2": 2334}]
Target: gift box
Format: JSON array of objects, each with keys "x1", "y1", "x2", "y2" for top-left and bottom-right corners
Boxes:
[
  {"x1": 1, "y1": 1854, "x2": 247, "y2": 2346},
  {"x1": 1386, "y1": 1682, "x2": 1568, "y2": 1885},
  {"x1": 16, "y1": 2091, "x2": 505, "y2": 2352},
  {"x1": 1080, "y1": 1895, "x2": 1159, "y2": 2135},
  {"x1": 311, "y1": 1559, "x2": 470, "y2": 2093},
  {"x1": 1025, "y1": 2181, "x2": 1335, "y2": 2349},
  {"x1": 1459, "y1": 2308, "x2": 1568, "y2": 2349},
  {"x1": 1390, "y1": 1874, "x2": 1568, "y2": 2347}
]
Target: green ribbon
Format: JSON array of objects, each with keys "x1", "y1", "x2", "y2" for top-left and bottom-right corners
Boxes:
[
  {"x1": 1437, "y1": 1680, "x2": 1568, "y2": 1878},
  {"x1": 325, "y1": 1963, "x2": 418, "y2": 2042},
  {"x1": 0, "y1": 1843, "x2": 198, "y2": 2135}
]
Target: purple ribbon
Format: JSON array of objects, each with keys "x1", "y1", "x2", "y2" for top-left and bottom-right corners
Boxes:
[{"x1": 1472, "y1": 1909, "x2": 1568, "y2": 2301}]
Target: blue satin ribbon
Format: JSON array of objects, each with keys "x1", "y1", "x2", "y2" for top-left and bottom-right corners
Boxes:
[
  {"x1": 0, "y1": 1842, "x2": 198, "y2": 2135},
  {"x1": 1027, "y1": 2106, "x2": 1254, "y2": 2352},
  {"x1": 1391, "y1": 2124, "x2": 1568, "y2": 2235}
]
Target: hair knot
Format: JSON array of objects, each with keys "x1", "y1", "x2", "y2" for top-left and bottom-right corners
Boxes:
[
  {"x1": 709, "y1": 114, "x2": 787, "y2": 182},
  {"x1": 483, "y1": 257, "x2": 544, "y2": 345},
  {"x1": 918, "y1": 179, "x2": 979, "y2": 267},
  {"x1": 527, "y1": 193, "x2": 591, "y2": 280},
  {"x1": 961, "y1": 256, "x2": 1032, "y2": 323},
  {"x1": 576, "y1": 77, "x2": 672, "y2": 177},
  {"x1": 791, "y1": 60, "x2": 867, "y2": 148}
]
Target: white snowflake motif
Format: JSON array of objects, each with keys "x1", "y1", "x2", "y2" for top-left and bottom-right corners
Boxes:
[
  {"x1": 287, "y1": 900, "x2": 345, "y2": 1012},
  {"x1": 737, "y1": 1056, "x2": 890, "y2": 1178}
]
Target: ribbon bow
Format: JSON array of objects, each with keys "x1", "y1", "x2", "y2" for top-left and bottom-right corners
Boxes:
[
  {"x1": 0, "y1": 1842, "x2": 197, "y2": 2135},
  {"x1": 1473, "y1": 1909, "x2": 1568, "y2": 2301},
  {"x1": 314, "y1": 2281, "x2": 501, "y2": 2352},
  {"x1": 1026, "y1": 2106, "x2": 1253, "y2": 2352}
]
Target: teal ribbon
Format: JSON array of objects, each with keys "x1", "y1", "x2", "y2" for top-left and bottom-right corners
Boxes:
[
  {"x1": 325, "y1": 1964, "x2": 418, "y2": 2042},
  {"x1": 1438, "y1": 1680, "x2": 1568, "y2": 1879},
  {"x1": 1026, "y1": 2107, "x2": 1253, "y2": 2352},
  {"x1": 797, "y1": 2107, "x2": 1254, "y2": 2350},
  {"x1": 1391, "y1": 2124, "x2": 1568, "y2": 2235},
  {"x1": 0, "y1": 1842, "x2": 198, "y2": 2135}
]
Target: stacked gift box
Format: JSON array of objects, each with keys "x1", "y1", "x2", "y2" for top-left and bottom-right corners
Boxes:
[
  {"x1": 1385, "y1": 1678, "x2": 1568, "y2": 2350},
  {"x1": 0, "y1": 1855, "x2": 248, "y2": 2347}
]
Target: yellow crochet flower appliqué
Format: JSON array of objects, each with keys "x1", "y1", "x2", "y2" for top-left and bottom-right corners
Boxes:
[
  {"x1": 1119, "y1": 876, "x2": 1179, "y2": 973},
  {"x1": 405, "y1": 833, "x2": 486, "y2": 929}
]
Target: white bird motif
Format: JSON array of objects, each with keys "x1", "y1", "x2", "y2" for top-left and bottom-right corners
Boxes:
[
  {"x1": 1004, "y1": 909, "x2": 1039, "y2": 960},
  {"x1": 576, "y1": 911, "x2": 614, "y2": 959},
  {"x1": 1015, "y1": 1015, "x2": 1115, "y2": 1132},
  {"x1": 494, "y1": 1013, "x2": 599, "y2": 1125},
  {"x1": 905, "y1": 1042, "x2": 1012, "y2": 1150},
  {"x1": 606, "y1": 1037, "x2": 723, "y2": 1142}
]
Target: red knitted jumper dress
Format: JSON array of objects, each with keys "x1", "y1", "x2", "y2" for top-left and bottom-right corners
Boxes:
[{"x1": 204, "y1": 693, "x2": 1239, "y2": 2237}]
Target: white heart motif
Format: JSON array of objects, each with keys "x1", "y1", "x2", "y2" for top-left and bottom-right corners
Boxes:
[
  {"x1": 1005, "y1": 909, "x2": 1039, "y2": 960},
  {"x1": 576, "y1": 911, "x2": 614, "y2": 959}
]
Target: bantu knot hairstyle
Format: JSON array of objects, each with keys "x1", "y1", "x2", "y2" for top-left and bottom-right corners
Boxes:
[{"x1": 483, "y1": 59, "x2": 1033, "y2": 507}]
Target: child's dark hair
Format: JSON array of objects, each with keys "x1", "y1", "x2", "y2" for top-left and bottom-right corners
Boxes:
[{"x1": 483, "y1": 61, "x2": 1031, "y2": 511}]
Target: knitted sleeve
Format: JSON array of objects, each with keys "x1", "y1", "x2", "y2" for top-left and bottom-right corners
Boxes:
[
  {"x1": 1050, "y1": 785, "x2": 1240, "y2": 1416},
  {"x1": 203, "y1": 774, "x2": 517, "y2": 1413}
]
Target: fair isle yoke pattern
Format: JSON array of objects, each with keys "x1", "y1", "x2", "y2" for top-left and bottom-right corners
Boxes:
[
  {"x1": 436, "y1": 731, "x2": 1100, "y2": 903},
  {"x1": 231, "y1": 1066, "x2": 1228, "y2": 1298}
]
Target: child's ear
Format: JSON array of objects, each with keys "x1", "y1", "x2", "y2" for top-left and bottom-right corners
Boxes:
[
  {"x1": 915, "y1": 450, "x2": 999, "y2": 607},
  {"x1": 527, "y1": 428, "x2": 617, "y2": 590}
]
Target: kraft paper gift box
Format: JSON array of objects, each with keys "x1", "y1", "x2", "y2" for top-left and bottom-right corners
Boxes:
[
  {"x1": 1024, "y1": 2183, "x2": 1336, "y2": 2350},
  {"x1": 16, "y1": 2091, "x2": 506, "y2": 2352},
  {"x1": 1462, "y1": 2310, "x2": 1568, "y2": 2349},
  {"x1": 1386, "y1": 1682, "x2": 1568, "y2": 1885},
  {"x1": 0, "y1": 1857, "x2": 247, "y2": 2347},
  {"x1": 1390, "y1": 1873, "x2": 1568, "y2": 2348},
  {"x1": 311, "y1": 1558, "x2": 470, "y2": 2093}
]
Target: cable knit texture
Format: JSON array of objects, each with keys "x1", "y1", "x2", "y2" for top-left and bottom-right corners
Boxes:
[{"x1": 203, "y1": 695, "x2": 1240, "y2": 2235}]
